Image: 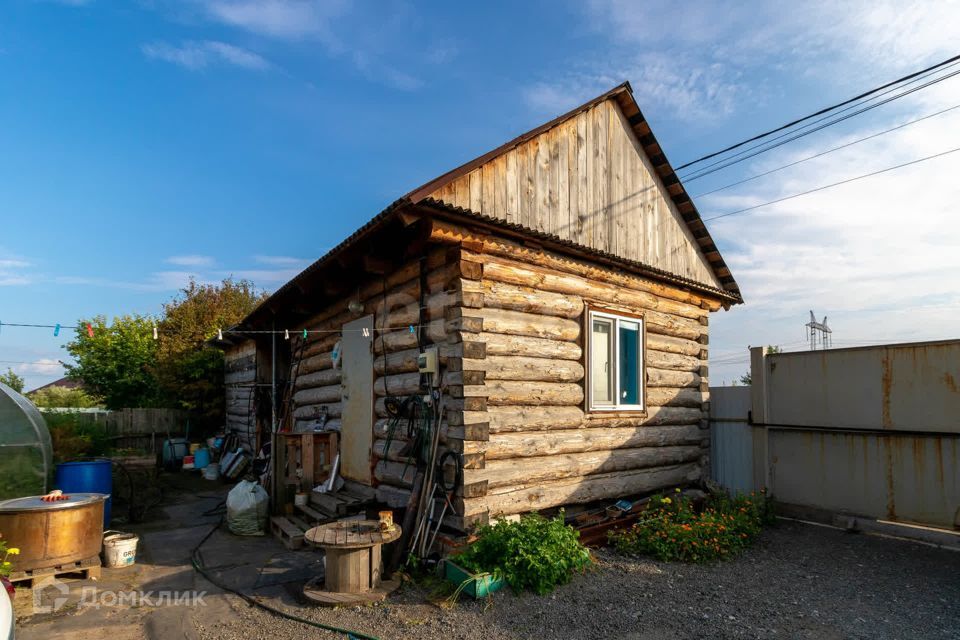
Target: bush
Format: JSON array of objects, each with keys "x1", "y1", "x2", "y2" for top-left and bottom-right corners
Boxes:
[
  {"x1": 44, "y1": 412, "x2": 111, "y2": 462},
  {"x1": 30, "y1": 386, "x2": 102, "y2": 408},
  {"x1": 455, "y1": 513, "x2": 592, "y2": 595},
  {"x1": 609, "y1": 489, "x2": 774, "y2": 563}
]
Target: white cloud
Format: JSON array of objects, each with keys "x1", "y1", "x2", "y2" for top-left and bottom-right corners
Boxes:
[
  {"x1": 50, "y1": 253, "x2": 319, "y2": 293},
  {"x1": 201, "y1": 0, "x2": 349, "y2": 44},
  {"x1": 187, "y1": 0, "x2": 426, "y2": 90},
  {"x1": 706, "y1": 90, "x2": 960, "y2": 383},
  {"x1": 523, "y1": 54, "x2": 743, "y2": 121},
  {"x1": 528, "y1": 0, "x2": 960, "y2": 122},
  {"x1": 142, "y1": 40, "x2": 270, "y2": 71},
  {"x1": 215, "y1": 268, "x2": 301, "y2": 284},
  {"x1": 166, "y1": 254, "x2": 215, "y2": 267},
  {"x1": 254, "y1": 255, "x2": 311, "y2": 267},
  {"x1": 15, "y1": 358, "x2": 65, "y2": 376},
  {"x1": 0, "y1": 256, "x2": 32, "y2": 286}
]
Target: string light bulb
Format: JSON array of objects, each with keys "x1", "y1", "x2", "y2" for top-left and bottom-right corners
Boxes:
[
  {"x1": 284, "y1": 329, "x2": 290, "y2": 340},
  {"x1": 153, "y1": 325, "x2": 158, "y2": 340},
  {"x1": 217, "y1": 328, "x2": 223, "y2": 340}
]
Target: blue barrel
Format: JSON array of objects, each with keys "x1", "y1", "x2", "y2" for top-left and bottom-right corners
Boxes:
[
  {"x1": 55, "y1": 460, "x2": 112, "y2": 527},
  {"x1": 193, "y1": 448, "x2": 210, "y2": 470}
]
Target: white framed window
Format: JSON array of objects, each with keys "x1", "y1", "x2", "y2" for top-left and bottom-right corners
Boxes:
[{"x1": 587, "y1": 308, "x2": 644, "y2": 411}]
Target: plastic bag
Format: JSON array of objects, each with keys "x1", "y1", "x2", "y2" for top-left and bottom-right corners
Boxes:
[{"x1": 226, "y1": 479, "x2": 269, "y2": 536}]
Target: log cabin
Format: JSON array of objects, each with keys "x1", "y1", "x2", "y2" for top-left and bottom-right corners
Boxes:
[{"x1": 219, "y1": 82, "x2": 742, "y2": 531}]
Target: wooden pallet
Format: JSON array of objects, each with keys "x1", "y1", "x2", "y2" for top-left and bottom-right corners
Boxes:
[
  {"x1": 270, "y1": 516, "x2": 306, "y2": 550},
  {"x1": 9, "y1": 555, "x2": 101, "y2": 588},
  {"x1": 295, "y1": 503, "x2": 336, "y2": 526},
  {"x1": 309, "y1": 486, "x2": 374, "y2": 518}
]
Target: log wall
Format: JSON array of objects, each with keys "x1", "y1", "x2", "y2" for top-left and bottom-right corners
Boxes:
[
  {"x1": 224, "y1": 340, "x2": 257, "y2": 452},
  {"x1": 283, "y1": 246, "x2": 475, "y2": 506},
  {"x1": 227, "y1": 217, "x2": 720, "y2": 532},
  {"x1": 430, "y1": 223, "x2": 717, "y2": 529}
]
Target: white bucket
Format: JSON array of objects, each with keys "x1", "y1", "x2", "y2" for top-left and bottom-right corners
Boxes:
[
  {"x1": 203, "y1": 463, "x2": 220, "y2": 481},
  {"x1": 103, "y1": 530, "x2": 139, "y2": 568}
]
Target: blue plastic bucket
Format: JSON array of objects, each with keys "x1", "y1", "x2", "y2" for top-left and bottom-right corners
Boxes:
[
  {"x1": 55, "y1": 459, "x2": 112, "y2": 527},
  {"x1": 193, "y1": 448, "x2": 210, "y2": 470}
]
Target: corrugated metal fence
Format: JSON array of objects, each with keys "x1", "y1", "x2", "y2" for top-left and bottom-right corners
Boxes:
[
  {"x1": 709, "y1": 387, "x2": 753, "y2": 495},
  {"x1": 710, "y1": 340, "x2": 960, "y2": 530}
]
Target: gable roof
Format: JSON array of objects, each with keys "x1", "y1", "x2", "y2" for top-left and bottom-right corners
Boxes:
[
  {"x1": 237, "y1": 84, "x2": 743, "y2": 330},
  {"x1": 405, "y1": 82, "x2": 740, "y2": 299}
]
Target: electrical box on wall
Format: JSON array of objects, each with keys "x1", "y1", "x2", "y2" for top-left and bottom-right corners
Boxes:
[{"x1": 417, "y1": 346, "x2": 439, "y2": 382}]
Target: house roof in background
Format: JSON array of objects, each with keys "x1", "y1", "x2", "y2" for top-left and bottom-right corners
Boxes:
[{"x1": 27, "y1": 376, "x2": 81, "y2": 395}]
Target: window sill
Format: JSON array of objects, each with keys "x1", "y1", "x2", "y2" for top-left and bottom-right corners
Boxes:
[{"x1": 586, "y1": 407, "x2": 648, "y2": 416}]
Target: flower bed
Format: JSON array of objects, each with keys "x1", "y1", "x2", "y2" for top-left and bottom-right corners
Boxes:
[{"x1": 608, "y1": 490, "x2": 774, "y2": 563}]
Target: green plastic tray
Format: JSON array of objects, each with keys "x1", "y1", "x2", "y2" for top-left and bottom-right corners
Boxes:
[{"x1": 444, "y1": 560, "x2": 505, "y2": 599}]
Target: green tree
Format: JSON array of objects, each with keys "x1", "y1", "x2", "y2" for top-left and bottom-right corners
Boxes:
[
  {"x1": 30, "y1": 386, "x2": 102, "y2": 408},
  {"x1": 0, "y1": 368, "x2": 25, "y2": 393},
  {"x1": 737, "y1": 345, "x2": 782, "y2": 385},
  {"x1": 64, "y1": 315, "x2": 160, "y2": 409},
  {"x1": 154, "y1": 278, "x2": 265, "y2": 428}
]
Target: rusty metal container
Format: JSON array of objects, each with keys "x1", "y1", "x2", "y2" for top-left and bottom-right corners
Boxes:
[{"x1": 0, "y1": 493, "x2": 106, "y2": 572}]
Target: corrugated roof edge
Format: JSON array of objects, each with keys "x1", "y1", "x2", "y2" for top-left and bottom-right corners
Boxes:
[
  {"x1": 418, "y1": 197, "x2": 743, "y2": 305},
  {"x1": 236, "y1": 194, "x2": 742, "y2": 331},
  {"x1": 236, "y1": 197, "x2": 410, "y2": 329}
]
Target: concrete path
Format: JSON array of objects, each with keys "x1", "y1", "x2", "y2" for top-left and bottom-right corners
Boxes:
[{"x1": 15, "y1": 476, "x2": 322, "y2": 640}]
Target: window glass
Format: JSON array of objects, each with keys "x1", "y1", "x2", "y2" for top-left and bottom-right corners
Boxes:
[
  {"x1": 591, "y1": 318, "x2": 613, "y2": 405},
  {"x1": 619, "y1": 320, "x2": 640, "y2": 405},
  {"x1": 589, "y1": 311, "x2": 644, "y2": 410}
]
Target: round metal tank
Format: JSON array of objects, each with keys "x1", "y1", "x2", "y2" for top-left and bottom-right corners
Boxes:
[{"x1": 0, "y1": 493, "x2": 106, "y2": 572}]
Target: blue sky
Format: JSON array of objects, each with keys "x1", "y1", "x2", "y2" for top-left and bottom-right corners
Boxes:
[{"x1": 2, "y1": 0, "x2": 958, "y2": 389}]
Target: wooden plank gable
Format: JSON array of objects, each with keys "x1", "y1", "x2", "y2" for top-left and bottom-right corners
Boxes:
[{"x1": 422, "y1": 99, "x2": 722, "y2": 290}]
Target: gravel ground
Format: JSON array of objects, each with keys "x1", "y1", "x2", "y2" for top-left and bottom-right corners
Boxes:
[{"x1": 195, "y1": 520, "x2": 960, "y2": 640}]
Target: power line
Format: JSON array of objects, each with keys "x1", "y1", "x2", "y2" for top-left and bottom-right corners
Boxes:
[
  {"x1": 691, "y1": 103, "x2": 960, "y2": 199},
  {"x1": 675, "y1": 52, "x2": 960, "y2": 170},
  {"x1": 680, "y1": 60, "x2": 960, "y2": 180},
  {"x1": 702, "y1": 145, "x2": 960, "y2": 223},
  {"x1": 680, "y1": 64, "x2": 960, "y2": 182}
]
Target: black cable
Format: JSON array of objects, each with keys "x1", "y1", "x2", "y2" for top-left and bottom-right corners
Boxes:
[
  {"x1": 109, "y1": 459, "x2": 136, "y2": 523},
  {"x1": 690, "y1": 102, "x2": 960, "y2": 198},
  {"x1": 190, "y1": 518, "x2": 381, "y2": 640},
  {"x1": 702, "y1": 145, "x2": 960, "y2": 222},
  {"x1": 276, "y1": 333, "x2": 306, "y2": 433},
  {"x1": 675, "y1": 52, "x2": 960, "y2": 170},
  {"x1": 680, "y1": 64, "x2": 960, "y2": 182},
  {"x1": 436, "y1": 450, "x2": 461, "y2": 494},
  {"x1": 680, "y1": 61, "x2": 957, "y2": 180}
]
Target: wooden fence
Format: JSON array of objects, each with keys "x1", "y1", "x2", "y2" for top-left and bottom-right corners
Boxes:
[{"x1": 43, "y1": 408, "x2": 189, "y2": 453}]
